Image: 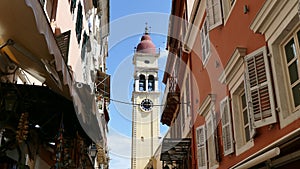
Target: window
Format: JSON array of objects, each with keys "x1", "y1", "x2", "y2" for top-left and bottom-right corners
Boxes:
[
  {"x1": 222, "y1": 0, "x2": 236, "y2": 22},
  {"x1": 206, "y1": 112, "x2": 218, "y2": 168},
  {"x1": 70, "y1": 0, "x2": 76, "y2": 14},
  {"x1": 75, "y1": 2, "x2": 83, "y2": 43},
  {"x1": 200, "y1": 18, "x2": 210, "y2": 65},
  {"x1": 92, "y1": 0, "x2": 99, "y2": 8},
  {"x1": 206, "y1": 0, "x2": 223, "y2": 29},
  {"x1": 177, "y1": 110, "x2": 182, "y2": 138},
  {"x1": 148, "y1": 75, "x2": 155, "y2": 91},
  {"x1": 139, "y1": 74, "x2": 146, "y2": 91},
  {"x1": 196, "y1": 125, "x2": 207, "y2": 169},
  {"x1": 81, "y1": 32, "x2": 88, "y2": 61},
  {"x1": 183, "y1": 8, "x2": 189, "y2": 40},
  {"x1": 283, "y1": 29, "x2": 300, "y2": 108},
  {"x1": 244, "y1": 46, "x2": 276, "y2": 127},
  {"x1": 220, "y1": 97, "x2": 234, "y2": 155},
  {"x1": 231, "y1": 78, "x2": 255, "y2": 155},
  {"x1": 185, "y1": 75, "x2": 191, "y2": 116},
  {"x1": 171, "y1": 116, "x2": 181, "y2": 138},
  {"x1": 181, "y1": 95, "x2": 185, "y2": 130},
  {"x1": 240, "y1": 91, "x2": 251, "y2": 142}
]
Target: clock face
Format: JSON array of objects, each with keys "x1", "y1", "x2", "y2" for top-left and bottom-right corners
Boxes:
[{"x1": 140, "y1": 99, "x2": 153, "y2": 112}]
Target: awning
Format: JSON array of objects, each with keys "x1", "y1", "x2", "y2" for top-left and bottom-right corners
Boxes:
[
  {"x1": 71, "y1": 83, "x2": 104, "y2": 144},
  {"x1": 0, "y1": 0, "x2": 73, "y2": 98},
  {"x1": 160, "y1": 138, "x2": 191, "y2": 161},
  {"x1": 235, "y1": 147, "x2": 280, "y2": 169},
  {"x1": 231, "y1": 128, "x2": 300, "y2": 168}
]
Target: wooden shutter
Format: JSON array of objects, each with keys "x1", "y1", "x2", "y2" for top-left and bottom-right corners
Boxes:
[
  {"x1": 220, "y1": 97, "x2": 234, "y2": 155},
  {"x1": 196, "y1": 126, "x2": 207, "y2": 169},
  {"x1": 207, "y1": 111, "x2": 219, "y2": 166},
  {"x1": 201, "y1": 19, "x2": 210, "y2": 63},
  {"x1": 244, "y1": 46, "x2": 276, "y2": 128},
  {"x1": 244, "y1": 73, "x2": 256, "y2": 138},
  {"x1": 206, "y1": 0, "x2": 223, "y2": 30}
]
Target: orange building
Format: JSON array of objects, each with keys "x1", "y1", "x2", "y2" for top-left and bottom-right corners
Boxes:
[
  {"x1": 0, "y1": 0, "x2": 110, "y2": 168},
  {"x1": 162, "y1": 0, "x2": 300, "y2": 168}
]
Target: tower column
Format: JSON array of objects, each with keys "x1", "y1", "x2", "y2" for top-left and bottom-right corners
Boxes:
[{"x1": 131, "y1": 27, "x2": 160, "y2": 169}]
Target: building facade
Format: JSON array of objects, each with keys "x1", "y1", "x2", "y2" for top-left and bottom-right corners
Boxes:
[
  {"x1": 161, "y1": 0, "x2": 300, "y2": 168},
  {"x1": 131, "y1": 29, "x2": 161, "y2": 169},
  {"x1": 0, "y1": 0, "x2": 110, "y2": 168}
]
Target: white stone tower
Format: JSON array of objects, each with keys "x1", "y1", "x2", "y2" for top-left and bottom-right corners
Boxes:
[{"x1": 131, "y1": 27, "x2": 160, "y2": 169}]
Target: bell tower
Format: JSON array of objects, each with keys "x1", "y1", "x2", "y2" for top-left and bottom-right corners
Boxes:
[{"x1": 131, "y1": 26, "x2": 160, "y2": 169}]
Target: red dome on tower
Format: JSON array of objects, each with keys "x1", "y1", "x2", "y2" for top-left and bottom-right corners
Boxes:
[{"x1": 136, "y1": 26, "x2": 156, "y2": 54}]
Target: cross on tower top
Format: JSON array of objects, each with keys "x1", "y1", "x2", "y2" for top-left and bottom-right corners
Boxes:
[{"x1": 145, "y1": 22, "x2": 150, "y2": 34}]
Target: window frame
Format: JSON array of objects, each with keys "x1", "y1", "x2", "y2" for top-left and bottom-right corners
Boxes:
[
  {"x1": 205, "y1": 110, "x2": 219, "y2": 168},
  {"x1": 196, "y1": 125, "x2": 207, "y2": 169},
  {"x1": 239, "y1": 89, "x2": 252, "y2": 143},
  {"x1": 181, "y1": 95, "x2": 185, "y2": 131},
  {"x1": 200, "y1": 18, "x2": 210, "y2": 66},
  {"x1": 206, "y1": 0, "x2": 223, "y2": 30},
  {"x1": 221, "y1": 0, "x2": 236, "y2": 24},
  {"x1": 231, "y1": 76, "x2": 254, "y2": 156},
  {"x1": 75, "y1": 2, "x2": 83, "y2": 43},
  {"x1": 220, "y1": 96, "x2": 234, "y2": 156},
  {"x1": 185, "y1": 73, "x2": 191, "y2": 117},
  {"x1": 281, "y1": 28, "x2": 300, "y2": 110}
]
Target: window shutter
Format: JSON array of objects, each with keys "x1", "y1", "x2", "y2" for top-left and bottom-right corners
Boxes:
[
  {"x1": 206, "y1": 115, "x2": 214, "y2": 166},
  {"x1": 244, "y1": 73, "x2": 256, "y2": 138},
  {"x1": 201, "y1": 19, "x2": 210, "y2": 64},
  {"x1": 244, "y1": 46, "x2": 277, "y2": 128},
  {"x1": 211, "y1": 112, "x2": 220, "y2": 163},
  {"x1": 221, "y1": 0, "x2": 230, "y2": 20},
  {"x1": 201, "y1": 27, "x2": 205, "y2": 61},
  {"x1": 220, "y1": 97, "x2": 234, "y2": 155},
  {"x1": 196, "y1": 126, "x2": 207, "y2": 169},
  {"x1": 206, "y1": 0, "x2": 223, "y2": 30}
]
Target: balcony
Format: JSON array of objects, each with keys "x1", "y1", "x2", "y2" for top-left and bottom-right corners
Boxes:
[
  {"x1": 95, "y1": 70, "x2": 111, "y2": 101},
  {"x1": 160, "y1": 77, "x2": 180, "y2": 126}
]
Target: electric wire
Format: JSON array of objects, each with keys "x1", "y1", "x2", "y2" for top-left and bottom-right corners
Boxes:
[{"x1": 109, "y1": 98, "x2": 189, "y2": 107}]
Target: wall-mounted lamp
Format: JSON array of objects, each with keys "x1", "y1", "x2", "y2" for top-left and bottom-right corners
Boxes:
[
  {"x1": 244, "y1": 5, "x2": 249, "y2": 14},
  {"x1": 89, "y1": 144, "x2": 97, "y2": 162}
]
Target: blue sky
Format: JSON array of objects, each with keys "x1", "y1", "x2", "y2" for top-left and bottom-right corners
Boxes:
[{"x1": 106, "y1": 0, "x2": 171, "y2": 169}]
